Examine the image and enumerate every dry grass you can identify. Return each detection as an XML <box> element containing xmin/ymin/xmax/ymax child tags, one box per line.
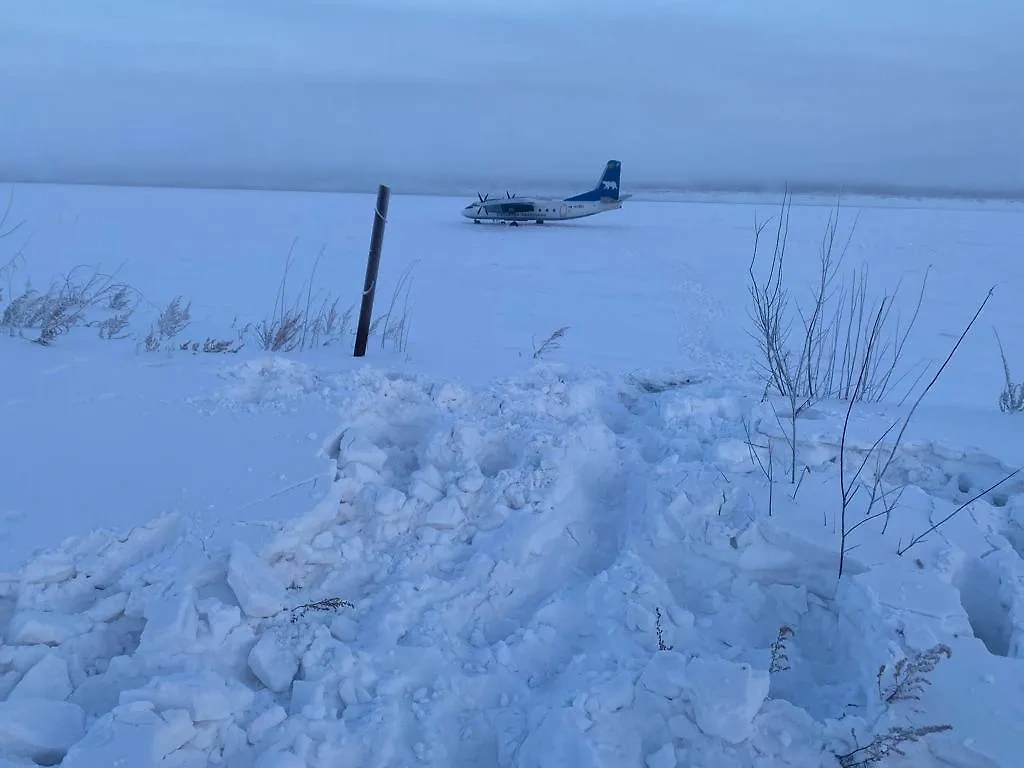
<box><xmin>1</xmin><ymin>208</ymin><xmax>411</xmax><ymax>357</ymax></box>
<box><xmin>993</xmin><ymin>328</ymin><xmax>1024</xmax><ymax>413</ymax></box>
<box><xmin>532</xmin><ymin>326</ymin><xmax>570</xmax><ymax>360</ymax></box>
<box><xmin>1</xmin><ymin>263</ymin><xmax>141</xmax><ymax>346</ymax></box>
<box><xmin>254</xmin><ymin>241</ymin><xmax>412</xmax><ymax>355</ymax></box>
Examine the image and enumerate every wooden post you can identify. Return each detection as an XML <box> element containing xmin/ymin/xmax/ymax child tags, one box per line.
<box><xmin>353</xmin><ymin>184</ymin><xmax>391</xmax><ymax>357</ymax></box>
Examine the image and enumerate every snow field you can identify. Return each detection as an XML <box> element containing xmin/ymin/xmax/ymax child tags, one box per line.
<box><xmin>1</xmin><ymin>185</ymin><xmax>1023</xmax><ymax>765</ymax></box>
<box><xmin>2</xmin><ymin>362</ymin><xmax>1023</xmax><ymax>766</ymax></box>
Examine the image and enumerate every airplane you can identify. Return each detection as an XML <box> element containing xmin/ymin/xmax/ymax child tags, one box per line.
<box><xmin>462</xmin><ymin>160</ymin><xmax>630</xmax><ymax>225</ymax></box>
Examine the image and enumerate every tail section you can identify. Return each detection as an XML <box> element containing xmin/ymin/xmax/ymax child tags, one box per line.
<box><xmin>565</xmin><ymin>160</ymin><xmax>622</xmax><ymax>202</ymax></box>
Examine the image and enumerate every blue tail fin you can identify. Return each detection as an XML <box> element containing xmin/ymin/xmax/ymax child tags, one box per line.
<box><xmin>565</xmin><ymin>160</ymin><xmax>621</xmax><ymax>202</ymax></box>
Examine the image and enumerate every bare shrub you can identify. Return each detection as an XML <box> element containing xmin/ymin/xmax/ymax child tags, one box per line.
<box><xmin>835</xmin><ymin>287</ymin><xmax>1023</xmax><ymax>578</ymax></box>
<box><xmin>748</xmin><ymin>195</ymin><xmax>929</xmax><ymax>483</ymax></box>
<box><xmin>749</xmin><ymin>195</ymin><xmax>928</xmax><ymax>408</ymax></box>
<box><xmin>742</xmin><ymin>415</ymin><xmax>776</xmax><ymax>516</ymax></box>
<box><xmin>993</xmin><ymin>328</ymin><xmax>1024</xmax><ymax>413</ymax></box>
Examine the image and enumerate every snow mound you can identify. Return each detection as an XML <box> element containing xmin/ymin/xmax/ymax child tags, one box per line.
<box><xmin>202</xmin><ymin>357</ymin><xmax>340</xmax><ymax>412</ymax></box>
<box><xmin>2</xmin><ymin>366</ymin><xmax>1023</xmax><ymax>766</ymax></box>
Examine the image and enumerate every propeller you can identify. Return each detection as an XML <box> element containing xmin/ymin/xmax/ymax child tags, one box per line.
<box><xmin>477</xmin><ymin>192</ymin><xmax>490</xmax><ymax>202</ymax></box>
<box><xmin>506</xmin><ymin>190</ymin><xmax>515</xmax><ymax>198</ymax></box>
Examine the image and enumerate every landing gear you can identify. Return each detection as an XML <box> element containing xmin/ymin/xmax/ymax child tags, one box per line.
<box><xmin>473</xmin><ymin>219</ymin><xmax>481</xmax><ymax>224</ymax></box>
<box><xmin>535</xmin><ymin>220</ymin><xmax>544</xmax><ymax>224</ymax></box>
<box><xmin>509</xmin><ymin>220</ymin><xmax>519</xmax><ymax>227</ymax></box>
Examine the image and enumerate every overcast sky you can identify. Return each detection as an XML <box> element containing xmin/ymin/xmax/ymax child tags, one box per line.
<box><xmin>1</xmin><ymin>0</ymin><xmax>1021</xmax><ymax>195</ymax></box>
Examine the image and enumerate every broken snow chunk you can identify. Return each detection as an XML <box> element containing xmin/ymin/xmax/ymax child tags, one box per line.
<box><xmin>6</xmin><ymin>610</ymin><xmax>93</xmax><ymax>645</ymax></box>
<box><xmin>340</xmin><ymin>535</ymin><xmax>365</xmax><ymax>561</ymax></box>
<box><xmin>841</xmin><ymin>566</ymin><xmax>974</xmax><ymax>648</ymax></box>
<box><xmin>197</xmin><ymin>599</ymin><xmax>242</xmax><ymax>645</ymax></box>
<box><xmin>669</xmin><ymin>714</ymin><xmax>702</xmax><ymax>742</ymax></box>
<box><xmin>312</xmin><ymin>531</ymin><xmax>334</xmax><ymax>549</ymax></box>
<box><xmin>586</xmin><ymin>671</ymin><xmax>635</xmax><ymax>715</ymax></box>
<box><xmin>412</xmin><ymin>465</ymin><xmax>446</xmax><ymax>491</ymax></box>
<box><xmin>248</xmin><ymin>705</ymin><xmax>287</xmax><ymax>745</ymax></box>
<box><xmin>120</xmin><ymin>671</ymin><xmax>254</xmax><ymax>723</ymax></box>
<box><xmin>138</xmin><ymin>589</ymin><xmax>199</xmax><ymax>654</ymax></box>
<box><xmin>625</xmin><ymin>602</ymin><xmax>656</xmax><ymax>633</ymax></box>
<box><xmin>8</xmin><ymin>653</ymin><xmax>72</xmax><ymax>702</ymax></box>
<box><xmin>422</xmin><ymin>496</ymin><xmax>464</xmax><ymax>530</ymax></box>
<box><xmin>410</xmin><ymin>465</ymin><xmax>446</xmax><ymax>503</ymax></box>
<box><xmin>342</xmin><ymin>462</ymin><xmax>383</xmax><ymax>485</ymax></box>
<box><xmin>0</xmin><ymin>670</ymin><xmax>18</xmax><ymax>700</ymax></box>
<box><xmin>715</xmin><ymin>438</ymin><xmax>756</xmax><ymax>472</ymax></box>
<box><xmin>227</xmin><ymin>542</ymin><xmax>287</xmax><ymax>619</ymax></box>
<box><xmin>639</xmin><ymin>651</ymin><xmax>690</xmax><ymax>699</ymax></box>
<box><xmin>157</xmin><ymin>709</ymin><xmax>197</xmax><ymax>757</ymax></box>
<box><xmin>255</xmin><ymin>747</ymin><xmax>307</xmax><ymax>768</ymax></box>
<box><xmin>354</xmin><ymin>484</ymin><xmax>406</xmax><ymax>519</ymax></box>
<box><xmin>62</xmin><ymin>702</ymin><xmax>191</xmax><ymax>767</ymax></box>
<box><xmin>684</xmin><ymin>657</ymin><xmax>769</xmax><ymax>744</ymax></box>
<box><xmin>69</xmin><ymin>656</ymin><xmax>147</xmax><ymax>718</ymax></box>
<box><xmin>249</xmin><ymin>632</ymin><xmax>300</xmax><ymax>693</ymax></box>
<box><xmin>457</xmin><ymin>468</ymin><xmax>485</xmax><ymax>494</ymax></box>
<box><xmin>409</xmin><ymin>475</ymin><xmax>444</xmax><ymax>504</ymax></box>
<box><xmin>646</xmin><ymin>743</ymin><xmax>677</xmax><ymax>768</ymax></box>
<box><xmin>0</xmin><ymin>698</ymin><xmax>86</xmax><ymax>764</ymax></box>
<box><xmin>85</xmin><ymin>591</ymin><xmax>129</xmax><ymax>623</ymax></box>
<box><xmin>335</xmin><ymin>479</ymin><xmax>362</xmax><ymax>504</ymax></box>
<box><xmin>434</xmin><ymin>382</ymin><xmax>467</xmax><ymax>408</ymax></box>
<box><xmin>289</xmin><ymin>679</ymin><xmax>327</xmax><ymax>718</ymax></box>
<box><xmin>516</xmin><ymin>707</ymin><xmax>603</xmax><ymax>768</ymax></box>
<box><xmin>340</xmin><ymin>437</ymin><xmax>388</xmax><ymax>473</ymax></box>
<box><xmin>0</xmin><ymin>642</ymin><xmax>46</xmax><ymax>671</ymax></box>
<box><xmin>330</xmin><ymin>615</ymin><xmax>359</xmax><ymax>642</ymax></box>
<box><xmin>374</xmin><ymin>486</ymin><xmax>407</xmax><ymax>517</ymax></box>
<box><xmin>20</xmin><ymin>552</ymin><xmax>77</xmax><ymax>585</ymax></box>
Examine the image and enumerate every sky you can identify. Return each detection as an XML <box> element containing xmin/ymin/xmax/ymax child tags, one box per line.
<box><xmin>1</xmin><ymin>0</ymin><xmax>1022</xmax><ymax>196</ymax></box>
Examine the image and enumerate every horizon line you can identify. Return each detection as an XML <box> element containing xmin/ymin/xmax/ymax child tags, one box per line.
<box><xmin>2</xmin><ymin>171</ymin><xmax>1023</xmax><ymax>205</ymax></box>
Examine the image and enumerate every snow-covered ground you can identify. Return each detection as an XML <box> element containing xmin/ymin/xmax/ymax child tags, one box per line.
<box><xmin>1</xmin><ymin>183</ymin><xmax>1023</xmax><ymax>766</ymax></box>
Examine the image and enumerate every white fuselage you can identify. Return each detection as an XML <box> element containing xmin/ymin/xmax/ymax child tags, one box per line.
<box><xmin>462</xmin><ymin>196</ymin><xmax>624</xmax><ymax>224</ymax></box>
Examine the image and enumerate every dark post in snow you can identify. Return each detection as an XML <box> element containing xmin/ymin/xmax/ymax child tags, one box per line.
<box><xmin>353</xmin><ymin>184</ymin><xmax>391</xmax><ymax>357</ymax></box>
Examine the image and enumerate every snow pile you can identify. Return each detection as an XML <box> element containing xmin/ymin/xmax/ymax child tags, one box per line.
<box><xmin>1</xmin><ymin>365</ymin><xmax>1023</xmax><ymax>766</ymax></box>
<box><xmin>201</xmin><ymin>358</ymin><xmax>339</xmax><ymax>413</ymax></box>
